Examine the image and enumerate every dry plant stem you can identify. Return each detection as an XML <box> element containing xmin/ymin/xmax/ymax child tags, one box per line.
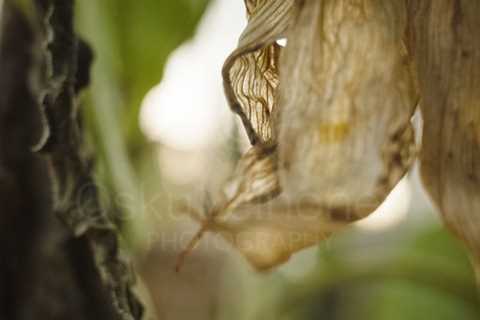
<box><xmin>175</xmin><ymin>195</ymin><xmax>240</xmax><ymax>272</ymax></box>
<box><xmin>175</xmin><ymin>223</ymin><xmax>211</xmax><ymax>273</ymax></box>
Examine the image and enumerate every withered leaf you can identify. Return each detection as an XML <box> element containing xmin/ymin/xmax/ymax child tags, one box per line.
<box><xmin>177</xmin><ymin>0</ymin><xmax>421</xmax><ymax>273</ymax></box>
<box><xmin>182</xmin><ymin>0</ymin><xmax>418</xmax><ymax>271</ymax></box>
<box><xmin>223</xmin><ymin>0</ymin><xmax>294</xmax><ymax>145</ymax></box>
<box><xmin>176</xmin><ymin>0</ymin><xmax>293</xmax><ymax>272</ymax></box>
<box><xmin>407</xmin><ymin>0</ymin><xmax>480</xmax><ymax>280</ymax></box>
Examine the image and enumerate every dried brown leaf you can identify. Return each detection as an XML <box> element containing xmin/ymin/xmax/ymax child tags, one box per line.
<box><xmin>179</xmin><ymin>0</ymin><xmax>418</xmax><ymax>271</ymax></box>
<box><xmin>207</xmin><ymin>0</ymin><xmax>418</xmax><ymax>270</ymax></box>
<box><xmin>223</xmin><ymin>0</ymin><xmax>294</xmax><ymax>145</ymax></box>
<box><xmin>407</xmin><ymin>0</ymin><xmax>480</xmax><ymax>280</ymax></box>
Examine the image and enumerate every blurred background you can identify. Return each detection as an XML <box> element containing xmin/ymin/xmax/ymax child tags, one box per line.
<box><xmin>74</xmin><ymin>0</ymin><xmax>480</xmax><ymax>319</ymax></box>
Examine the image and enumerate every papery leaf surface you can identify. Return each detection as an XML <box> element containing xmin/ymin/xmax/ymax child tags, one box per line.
<box><xmin>223</xmin><ymin>0</ymin><xmax>294</xmax><ymax>145</ymax></box>
<box><xmin>212</xmin><ymin>0</ymin><xmax>418</xmax><ymax>270</ymax></box>
<box><xmin>407</xmin><ymin>0</ymin><xmax>480</xmax><ymax>280</ymax></box>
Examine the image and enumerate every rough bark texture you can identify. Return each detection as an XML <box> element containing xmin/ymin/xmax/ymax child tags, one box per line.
<box><xmin>0</xmin><ymin>1</ymin><xmax>143</xmax><ymax>319</ymax></box>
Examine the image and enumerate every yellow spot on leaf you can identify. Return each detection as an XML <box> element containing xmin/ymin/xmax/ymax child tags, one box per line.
<box><xmin>316</xmin><ymin>122</ymin><xmax>350</xmax><ymax>144</ymax></box>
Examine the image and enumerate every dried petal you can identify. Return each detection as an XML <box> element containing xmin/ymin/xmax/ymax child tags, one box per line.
<box><xmin>407</xmin><ymin>0</ymin><xmax>480</xmax><ymax>279</ymax></box>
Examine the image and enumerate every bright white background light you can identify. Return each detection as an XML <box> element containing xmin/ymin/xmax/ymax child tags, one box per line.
<box><xmin>356</xmin><ymin>177</ymin><xmax>411</xmax><ymax>231</ymax></box>
<box><xmin>140</xmin><ymin>0</ymin><xmax>246</xmax><ymax>151</ymax></box>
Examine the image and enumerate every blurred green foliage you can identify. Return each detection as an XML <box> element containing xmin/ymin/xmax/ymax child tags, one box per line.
<box><xmin>262</xmin><ymin>227</ymin><xmax>480</xmax><ymax>320</ymax></box>
<box><xmin>76</xmin><ymin>0</ymin><xmax>209</xmax><ymax>151</ymax></box>
<box><xmin>74</xmin><ymin>0</ymin><xmax>210</xmax><ymax>247</ymax></box>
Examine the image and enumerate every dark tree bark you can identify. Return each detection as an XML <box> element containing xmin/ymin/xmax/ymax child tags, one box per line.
<box><xmin>0</xmin><ymin>1</ymin><xmax>143</xmax><ymax>319</ymax></box>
